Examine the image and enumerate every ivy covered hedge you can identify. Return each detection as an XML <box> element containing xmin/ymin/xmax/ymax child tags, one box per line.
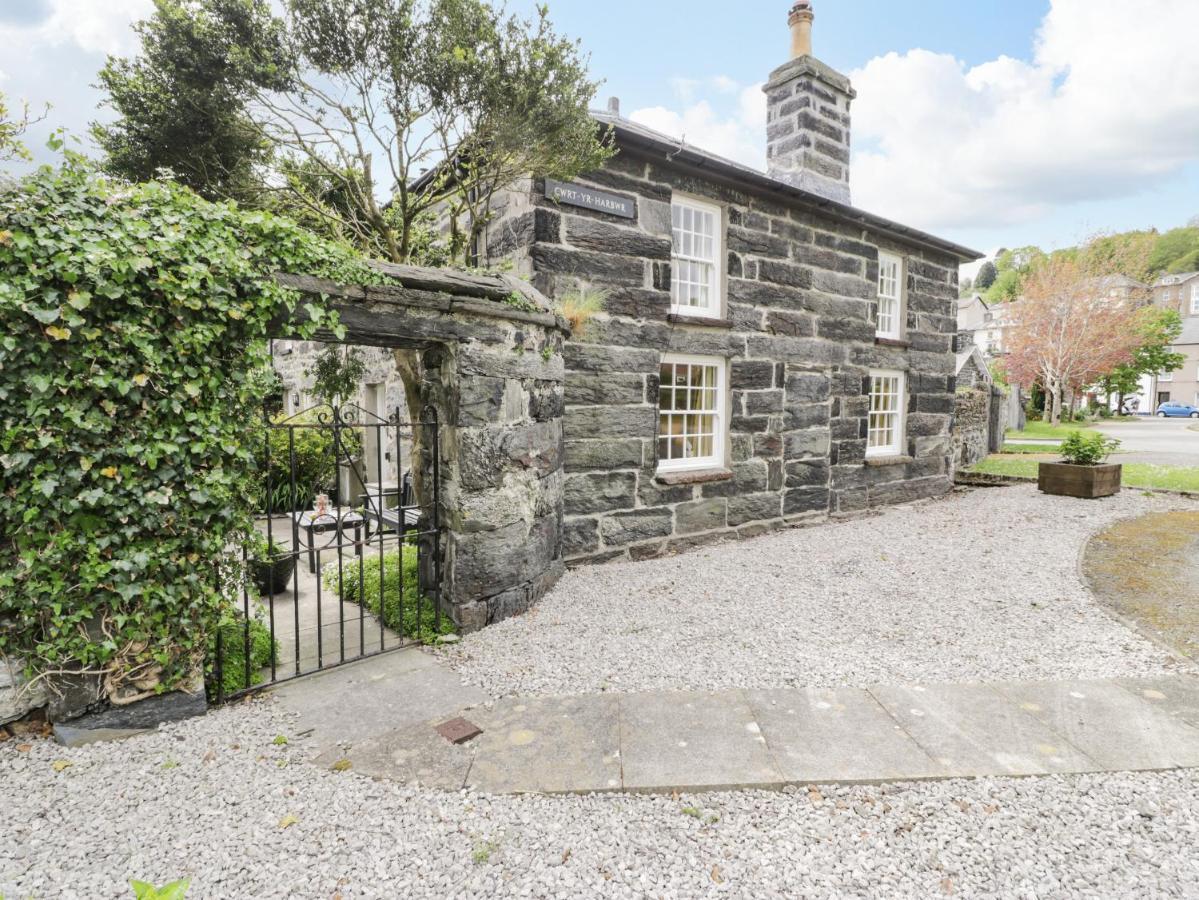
<box><xmin>0</xmin><ymin>158</ymin><xmax>381</xmax><ymax>700</ymax></box>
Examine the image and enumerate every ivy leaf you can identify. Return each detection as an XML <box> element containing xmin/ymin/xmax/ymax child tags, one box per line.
<box><xmin>67</xmin><ymin>290</ymin><xmax>92</xmax><ymax>310</ymax></box>
<box><xmin>45</xmin><ymin>326</ymin><xmax>72</xmax><ymax>341</ymax></box>
<box><xmin>133</xmin><ymin>374</ymin><xmax>150</xmax><ymax>387</ymax></box>
<box><xmin>29</xmin><ymin>306</ymin><xmax>61</xmax><ymax>324</ymax></box>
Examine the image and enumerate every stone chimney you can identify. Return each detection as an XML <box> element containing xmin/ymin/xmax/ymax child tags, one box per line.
<box><xmin>764</xmin><ymin>1</ymin><xmax>856</xmax><ymax>205</ymax></box>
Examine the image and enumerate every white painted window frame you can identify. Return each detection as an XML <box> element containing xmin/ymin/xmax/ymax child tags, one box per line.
<box><xmin>670</xmin><ymin>196</ymin><xmax>723</xmax><ymax>319</ymax></box>
<box><xmin>866</xmin><ymin>369</ymin><xmax>907</xmax><ymax>459</ymax></box>
<box><xmin>1158</xmin><ymin>369</ymin><xmax>1174</xmax><ymax>382</ymax></box>
<box><xmin>1191</xmin><ymin>284</ymin><xmax>1199</xmax><ymax>315</ymax></box>
<box><xmin>876</xmin><ymin>252</ymin><xmax>904</xmax><ymax>340</ymax></box>
<box><xmin>657</xmin><ymin>353</ymin><xmax>727</xmax><ymax>473</ymax></box>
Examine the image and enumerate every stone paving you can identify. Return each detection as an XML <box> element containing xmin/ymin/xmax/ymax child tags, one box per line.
<box><xmin>275</xmin><ymin>651</ymin><xmax>1199</xmax><ymax>795</ymax></box>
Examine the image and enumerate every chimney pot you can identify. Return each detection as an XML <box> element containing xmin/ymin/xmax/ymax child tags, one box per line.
<box><xmin>789</xmin><ymin>1</ymin><xmax>814</xmax><ymax>58</ymax></box>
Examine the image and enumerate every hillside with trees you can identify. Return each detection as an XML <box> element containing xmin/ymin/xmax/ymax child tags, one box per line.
<box><xmin>968</xmin><ymin>220</ymin><xmax>1199</xmax><ymax>302</ymax></box>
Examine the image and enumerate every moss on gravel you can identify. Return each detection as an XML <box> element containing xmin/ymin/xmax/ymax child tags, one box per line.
<box><xmin>1083</xmin><ymin>511</ymin><xmax>1199</xmax><ymax>661</ymax></box>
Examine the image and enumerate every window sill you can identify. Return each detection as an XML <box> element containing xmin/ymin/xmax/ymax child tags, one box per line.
<box><xmin>667</xmin><ymin>313</ymin><xmax>733</xmax><ymax>329</ymax></box>
<box><xmin>875</xmin><ymin>337</ymin><xmax>910</xmax><ymax>348</ymax></box>
<box><xmin>654</xmin><ymin>467</ymin><xmax>733</xmax><ymax>486</ymax></box>
<box><xmin>864</xmin><ymin>455</ymin><xmax>913</xmax><ymax>468</ymax></box>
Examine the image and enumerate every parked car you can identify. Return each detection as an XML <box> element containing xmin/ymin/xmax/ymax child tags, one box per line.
<box><xmin>1155</xmin><ymin>402</ymin><xmax>1199</xmax><ymax>418</ymax></box>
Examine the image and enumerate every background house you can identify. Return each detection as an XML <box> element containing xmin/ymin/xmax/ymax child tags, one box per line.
<box><xmin>1147</xmin><ymin>271</ymin><xmax>1199</xmax><ymax>409</ymax></box>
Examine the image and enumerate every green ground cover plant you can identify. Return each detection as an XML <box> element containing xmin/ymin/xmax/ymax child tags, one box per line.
<box><xmin>321</xmin><ymin>545</ymin><xmax>454</xmax><ymax>645</ymax></box>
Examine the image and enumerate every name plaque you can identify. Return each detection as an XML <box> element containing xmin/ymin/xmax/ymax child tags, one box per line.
<box><xmin>544</xmin><ymin>178</ymin><xmax>635</xmax><ymax>219</ymax></box>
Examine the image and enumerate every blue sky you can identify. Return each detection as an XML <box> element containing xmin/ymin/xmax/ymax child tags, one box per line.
<box><xmin>3</xmin><ymin>0</ymin><xmax>1198</xmax><ymax>268</ymax></box>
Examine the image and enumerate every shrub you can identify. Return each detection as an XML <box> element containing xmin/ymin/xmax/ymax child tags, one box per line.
<box><xmin>206</xmin><ymin>615</ymin><xmax>276</xmax><ymax>698</ymax></box>
<box><xmin>0</xmin><ymin>157</ymin><xmax>386</xmax><ymax>699</ymax></box>
<box><xmin>1060</xmin><ymin>431</ymin><xmax>1121</xmax><ymax>466</ymax></box>
<box><xmin>255</xmin><ymin>408</ymin><xmax>361</xmax><ymax>513</ymax></box>
<box><xmin>321</xmin><ymin>546</ymin><xmax>454</xmax><ymax>644</ymax></box>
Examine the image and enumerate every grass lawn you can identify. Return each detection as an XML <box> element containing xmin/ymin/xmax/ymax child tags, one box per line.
<box><xmin>1005</xmin><ymin>420</ymin><xmax>1099</xmax><ymax>440</ymax></box>
<box><xmin>967</xmin><ymin>454</ymin><xmax>1199</xmax><ymax>492</ymax></box>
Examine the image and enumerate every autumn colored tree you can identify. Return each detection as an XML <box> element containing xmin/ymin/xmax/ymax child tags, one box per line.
<box><xmin>1004</xmin><ymin>237</ymin><xmax>1154</xmax><ymax>426</ymax></box>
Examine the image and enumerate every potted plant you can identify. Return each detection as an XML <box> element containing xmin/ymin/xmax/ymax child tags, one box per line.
<box><xmin>1038</xmin><ymin>431</ymin><xmax>1123</xmax><ymax>499</ymax></box>
<box><xmin>246</xmin><ymin>532</ymin><xmax>297</xmax><ymax>596</ymax></box>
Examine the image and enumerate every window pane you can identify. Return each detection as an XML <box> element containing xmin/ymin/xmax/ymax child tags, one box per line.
<box><xmin>657</xmin><ymin>356</ymin><xmax>723</xmax><ymax>469</ymax></box>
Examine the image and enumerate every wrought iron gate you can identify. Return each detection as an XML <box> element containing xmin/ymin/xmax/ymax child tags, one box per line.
<box><xmin>208</xmin><ymin>402</ymin><xmax>443</xmax><ymax>703</ymax></box>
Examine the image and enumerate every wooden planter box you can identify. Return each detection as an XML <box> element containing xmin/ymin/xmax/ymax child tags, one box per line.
<box><xmin>1037</xmin><ymin>462</ymin><xmax>1122</xmax><ymax>499</ymax></box>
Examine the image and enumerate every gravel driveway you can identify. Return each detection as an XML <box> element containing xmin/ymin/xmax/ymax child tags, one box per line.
<box><xmin>4</xmin><ymin>699</ymin><xmax>1198</xmax><ymax>899</ymax></box>
<box><xmin>441</xmin><ymin>485</ymin><xmax>1199</xmax><ymax>698</ymax></box>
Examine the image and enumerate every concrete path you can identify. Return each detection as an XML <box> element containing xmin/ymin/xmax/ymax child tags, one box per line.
<box><xmin>1095</xmin><ymin>418</ymin><xmax>1199</xmax><ymax>467</ymax></box>
<box><xmin>274</xmin><ymin>654</ymin><xmax>1199</xmax><ymax>794</ymax></box>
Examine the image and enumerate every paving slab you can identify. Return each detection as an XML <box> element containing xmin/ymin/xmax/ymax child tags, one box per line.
<box><xmin>869</xmin><ymin>682</ymin><xmax>1099</xmax><ymax>776</ymax></box>
<box><xmin>271</xmin><ymin>648</ymin><xmax>490</xmax><ymax>751</ymax></box>
<box><xmin>313</xmin><ymin>721</ymin><xmax>472</xmax><ymax>790</ymax></box>
<box><xmin>995</xmin><ymin>679</ymin><xmax>1199</xmax><ymax>771</ymax></box>
<box><xmin>1115</xmin><ymin>676</ymin><xmax>1199</xmax><ymax>730</ymax></box>
<box><xmin>465</xmin><ymin>695</ymin><xmax>622</xmax><ymax>794</ymax></box>
<box><xmin>746</xmin><ymin>687</ymin><xmax>949</xmax><ymax>782</ymax></box>
<box><xmin>619</xmin><ymin>690</ymin><xmax>782</xmax><ymax>791</ymax></box>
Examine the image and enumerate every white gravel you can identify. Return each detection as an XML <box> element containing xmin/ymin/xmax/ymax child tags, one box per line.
<box><xmin>440</xmin><ymin>485</ymin><xmax>1199</xmax><ymax>698</ymax></box>
<box><xmin>3</xmin><ymin>698</ymin><xmax>1199</xmax><ymax>899</ymax></box>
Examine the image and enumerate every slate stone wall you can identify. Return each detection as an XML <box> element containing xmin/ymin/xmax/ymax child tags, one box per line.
<box><xmin>763</xmin><ymin>56</ymin><xmax>856</xmax><ymax>205</ymax></box>
<box><xmin>278</xmin><ymin>271</ymin><xmax>570</xmax><ymax>631</ymax></box>
<box><xmin>480</xmin><ymin>149</ymin><xmax>961</xmax><ymax>565</ymax></box>
<box><xmin>951</xmin><ymin>388</ymin><xmax>992</xmax><ymax>470</ymax></box>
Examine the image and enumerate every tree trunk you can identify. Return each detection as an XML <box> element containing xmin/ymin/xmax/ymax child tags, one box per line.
<box><xmin>391</xmin><ymin>349</ymin><xmax>426</xmax><ymax>506</ymax></box>
<box><xmin>1051</xmin><ymin>386</ymin><xmax>1063</xmax><ymax>427</ymax></box>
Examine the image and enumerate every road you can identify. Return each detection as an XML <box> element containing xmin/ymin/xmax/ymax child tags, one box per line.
<box><xmin>1093</xmin><ymin>418</ymin><xmax>1199</xmax><ymax>467</ymax></box>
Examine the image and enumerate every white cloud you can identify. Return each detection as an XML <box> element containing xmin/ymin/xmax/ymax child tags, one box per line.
<box><xmin>627</xmin><ymin>0</ymin><xmax>1199</xmax><ymax>234</ymax></box>
<box><xmin>631</xmin><ymin>81</ymin><xmax>766</xmax><ymax>168</ymax></box>
<box><xmin>0</xmin><ymin>0</ymin><xmax>150</xmax><ymax>56</ymax></box>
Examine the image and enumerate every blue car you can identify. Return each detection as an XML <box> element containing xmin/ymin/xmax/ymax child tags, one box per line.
<box><xmin>1156</xmin><ymin>402</ymin><xmax>1199</xmax><ymax>418</ymax></box>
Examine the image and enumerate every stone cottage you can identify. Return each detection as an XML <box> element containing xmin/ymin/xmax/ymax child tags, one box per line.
<box><xmin>463</xmin><ymin>2</ymin><xmax>983</xmax><ymax>564</ymax></box>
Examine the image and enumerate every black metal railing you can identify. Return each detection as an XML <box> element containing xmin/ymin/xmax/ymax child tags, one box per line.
<box><xmin>208</xmin><ymin>401</ymin><xmax>442</xmax><ymax>704</ymax></box>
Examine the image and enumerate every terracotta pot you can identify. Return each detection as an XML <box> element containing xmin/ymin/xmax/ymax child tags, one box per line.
<box><xmin>1037</xmin><ymin>462</ymin><xmax>1122</xmax><ymax>499</ymax></box>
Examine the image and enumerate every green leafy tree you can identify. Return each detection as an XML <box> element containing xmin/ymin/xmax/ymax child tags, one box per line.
<box><xmin>985</xmin><ymin>268</ymin><xmax>1023</xmax><ymax>303</ymax></box>
<box><xmin>102</xmin><ymin>0</ymin><xmax>612</xmax><ymax>264</ymax></box>
<box><xmin>1166</xmin><ymin>248</ymin><xmax>1199</xmax><ymax>274</ymax></box>
<box><xmin>308</xmin><ymin>345</ymin><xmax>367</xmax><ymax>407</ymax></box>
<box><xmin>974</xmin><ymin>260</ymin><xmax>997</xmax><ymax>291</ymax></box>
<box><xmin>258</xmin><ymin>0</ymin><xmax>613</xmax><ymax>263</ymax></box>
<box><xmin>1147</xmin><ymin>226</ymin><xmax>1199</xmax><ymax>275</ymax></box>
<box><xmin>93</xmin><ymin>0</ymin><xmax>291</xmax><ymax>202</ymax></box>
<box><xmin>1100</xmin><ymin>308</ymin><xmax>1186</xmax><ymax>413</ymax></box>
<box><xmin>0</xmin><ymin>89</ymin><xmax>45</xmax><ymax>165</ymax></box>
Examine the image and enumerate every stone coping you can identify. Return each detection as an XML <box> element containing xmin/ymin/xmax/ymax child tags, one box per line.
<box><xmin>276</xmin><ymin>269</ymin><xmax>571</xmax><ymax>335</ymax></box>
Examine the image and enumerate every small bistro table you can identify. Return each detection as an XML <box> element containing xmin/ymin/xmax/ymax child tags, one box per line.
<box><xmin>290</xmin><ymin>509</ymin><xmax>365</xmax><ymax>574</ymax></box>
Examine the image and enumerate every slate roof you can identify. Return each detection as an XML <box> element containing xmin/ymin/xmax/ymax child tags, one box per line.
<box><xmin>590</xmin><ymin>111</ymin><xmax>983</xmax><ymax>263</ymax></box>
